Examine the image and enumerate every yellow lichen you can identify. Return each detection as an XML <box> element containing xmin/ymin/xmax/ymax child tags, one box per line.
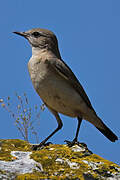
<box><xmin>0</xmin><ymin>139</ymin><xmax>31</xmax><ymax>161</ymax></box>
<box><xmin>0</xmin><ymin>140</ymin><xmax>119</xmax><ymax>179</ymax></box>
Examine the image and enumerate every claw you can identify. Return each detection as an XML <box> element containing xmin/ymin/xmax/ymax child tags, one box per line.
<box><xmin>31</xmin><ymin>142</ymin><xmax>52</xmax><ymax>150</ymax></box>
<box><xmin>31</xmin><ymin>144</ymin><xmax>40</xmax><ymax>151</ymax></box>
<box><xmin>64</xmin><ymin>139</ymin><xmax>79</xmax><ymax>147</ymax></box>
<box><xmin>65</xmin><ymin>140</ymin><xmax>88</xmax><ymax>149</ymax></box>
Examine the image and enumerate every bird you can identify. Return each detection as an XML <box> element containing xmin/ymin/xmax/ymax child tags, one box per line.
<box><xmin>13</xmin><ymin>28</ymin><xmax>118</xmax><ymax>150</ymax></box>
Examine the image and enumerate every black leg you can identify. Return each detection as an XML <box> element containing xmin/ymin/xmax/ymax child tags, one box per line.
<box><xmin>32</xmin><ymin>109</ymin><xmax>63</xmax><ymax>150</ymax></box>
<box><xmin>65</xmin><ymin>116</ymin><xmax>82</xmax><ymax>146</ymax></box>
<box><xmin>73</xmin><ymin>116</ymin><xmax>82</xmax><ymax>141</ymax></box>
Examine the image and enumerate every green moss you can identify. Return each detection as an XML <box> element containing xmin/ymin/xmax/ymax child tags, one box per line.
<box><xmin>0</xmin><ymin>139</ymin><xmax>31</xmax><ymax>161</ymax></box>
<box><xmin>0</xmin><ymin>140</ymin><xmax>119</xmax><ymax>179</ymax></box>
<box><xmin>29</xmin><ymin>144</ymin><xmax>120</xmax><ymax>179</ymax></box>
<box><xmin>80</xmin><ymin>154</ymin><xmax>120</xmax><ymax>179</ymax></box>
<box><xmin>29</xmin><ymin>144</ymin><xmax>87</xmax><ymax>179</ymax></box>
<box><xmin>16</xmin><ymin>173</ymin><xmax>47</xmax><ymax>180</ymax></box>
<box><xmin>16</xmin><ymin>172</ymin><xmax>85</xmax><ymax>180</ymax></box>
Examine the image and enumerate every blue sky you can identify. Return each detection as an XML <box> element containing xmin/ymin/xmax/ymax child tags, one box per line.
<box><xmin>0</xmin><ymin>0</ymin><xmax>120</xmax><ymax>165</ymax></box>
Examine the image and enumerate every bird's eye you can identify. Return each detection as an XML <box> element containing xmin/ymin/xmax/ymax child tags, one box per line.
<box><xmin>32</xmin><ymin>32</ymin><xmax>41</xmax><ymax>38</ymax></box>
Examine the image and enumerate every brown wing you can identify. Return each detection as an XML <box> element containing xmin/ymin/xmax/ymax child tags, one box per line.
<box><xmin>46</xmin><ymin>58</ymin><xmax>95</xmax><ymax>112</ymax></box>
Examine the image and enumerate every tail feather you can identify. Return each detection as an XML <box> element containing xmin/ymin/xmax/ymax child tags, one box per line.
<box><xmin>96</xmin><ymin>122</ymin><xmax>118</xmax><ymax>142</ymax></box>
<box><xmin>87</xmin><ymin>111</ymin><xmax>118</xmax><ymax>142</ymax></box>
<box><xmin>95</xmin><ymin>117</ymin><xmax>118</xmax><ymax>142</ymax></box>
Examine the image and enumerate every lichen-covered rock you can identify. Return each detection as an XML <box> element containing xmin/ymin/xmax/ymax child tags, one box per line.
<box><xmin>0</xmin><ymin>139</ymin><xmax>119</xmax><ymax>180</ymax></box>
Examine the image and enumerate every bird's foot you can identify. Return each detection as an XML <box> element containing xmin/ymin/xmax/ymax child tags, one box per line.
<box><xmin>65</xmin><ymin>139</ymin><xmax>87</xmax><ymax>148</ymax></box>
<box><xmin>31</xmin><ymin>142</ymin><xmax>52</xmax><ymax>151</ymax></box>
<box><xmin>64</xmin><ymin>139</ymin><xmax>79</xmax><ymax>147</ymax></box>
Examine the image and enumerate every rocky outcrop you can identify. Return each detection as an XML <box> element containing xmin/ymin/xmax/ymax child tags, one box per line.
<box><xmin>0</xmin><ymin>139</ymin><xmax>119</xmax><ymax>179</ymax></box>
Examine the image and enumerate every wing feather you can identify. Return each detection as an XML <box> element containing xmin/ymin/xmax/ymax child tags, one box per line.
<box><xmin>46</xmin><ymin>58</ymin><xmax>95</xmax><ymax>111</ymax></box>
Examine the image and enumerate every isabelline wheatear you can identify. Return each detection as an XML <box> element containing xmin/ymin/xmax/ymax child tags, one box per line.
<box><xmin>14</xmin><ymin>28</ymin><xmax>118</xmax><ymax>150</ymax></box>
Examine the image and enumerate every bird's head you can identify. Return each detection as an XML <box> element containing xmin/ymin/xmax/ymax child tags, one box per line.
<box><xmin>13</xmin><ymin>28</ymin><xmax>61</xmax><ymax>57</ymax></box>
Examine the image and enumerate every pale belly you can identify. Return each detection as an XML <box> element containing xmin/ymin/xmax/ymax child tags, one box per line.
<box><xmin>28</xmin><ymin>58</ymin><xmax>88</xmax><ymax>117</ymax></box>
<box><xmin>34</xmin><ymin>73</ymin><xmax>86</xmax><ymax>117</ymax></box>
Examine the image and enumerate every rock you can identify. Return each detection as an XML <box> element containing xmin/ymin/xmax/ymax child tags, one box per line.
<box><xmin>0</xmin><ymin>151</ymin><xmax>43</xmax><ymax>175</ymax></box>
<box><xmin>0</xmin><ymin>139</ymin><xmax>119</xmax><ymax>179</ymax></box>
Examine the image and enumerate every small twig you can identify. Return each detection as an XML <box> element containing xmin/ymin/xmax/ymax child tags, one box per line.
<box><xmin>0</xmin><ymin>93</ymin><xmax>44</xmax><ymax>143</ymax></box>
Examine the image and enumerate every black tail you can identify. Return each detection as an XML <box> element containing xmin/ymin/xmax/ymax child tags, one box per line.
<box><xmin>96</xmin><ymin>121</ymin><xmax>118</xmax><ymax>142</ymax></box>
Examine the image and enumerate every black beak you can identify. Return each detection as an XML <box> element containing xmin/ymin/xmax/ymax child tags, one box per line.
<box><xmin>13</xmin><ymin>31</ymin><xmax>28</xmax><ymax>38</ymax></box>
